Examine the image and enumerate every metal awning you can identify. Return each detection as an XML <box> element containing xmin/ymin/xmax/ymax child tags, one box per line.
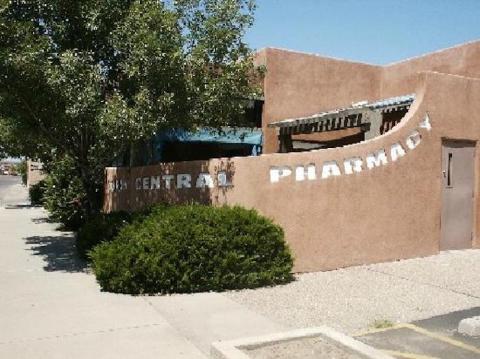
<box><xmin>267</xmin><ymin>94</ymin><xmax>415</xmax><ymax>135</ymax></box>
<box><xmin>366</xmin><ymin>94</ymin><xmax>415</xmax><ymax>112</ymax></box>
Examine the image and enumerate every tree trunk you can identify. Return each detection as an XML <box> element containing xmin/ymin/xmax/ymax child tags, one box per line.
<box><xmin>77</xmin><ymin>158</ymin><xmax>102</xmax><ymax>218</ymax></box>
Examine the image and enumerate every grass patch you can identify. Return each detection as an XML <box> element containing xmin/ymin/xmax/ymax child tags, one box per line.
<box><xmin>370</xmin><ymin>319</ymin><xmax>395</xmax><ymax>329</ymax></box>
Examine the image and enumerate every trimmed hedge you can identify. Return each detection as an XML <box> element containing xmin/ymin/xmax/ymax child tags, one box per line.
<box><xmin>91</xmin><ymin>205</ymin><xmax>294</xmax><ymax>294</ymax></box>
<box><xmin>76</xmin><ymin>211</ymin><xmax>133</xmax><ymax>259</ymax></box>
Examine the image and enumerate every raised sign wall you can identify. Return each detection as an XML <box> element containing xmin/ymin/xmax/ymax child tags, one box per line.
<box><xmin>105</xmin><ymin>71</ymin><xmax>480</xmax><ymax>272</ymax></box>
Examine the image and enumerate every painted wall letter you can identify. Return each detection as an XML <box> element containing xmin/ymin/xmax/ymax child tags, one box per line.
<box><xmin>177</xmin><ymin>174</ymin><xmax>192</xmax><ymax>189</ymax></box>
<box><xmin>196</xmin><ymin>173</ymin><xmax>214</xmax><ymax>188</ymax></box>
<box><xmin>343</xmin><ymin>157</ymin><xmax>363</xmax><ymax>175</ymax></box>
<box><xmin>321</xmin><ymin>161</ymin><xmax>341</xmax><ymax>179</ymax></box>
<box><xmin>295</xmin><ymin>164</ymin><xmax>316</xmax><ymax>181</ymax></box>
<box><xmin>142</xmin><ymin>177</ymin><xmax>150</xmax><ymax>190</ymax></box>
<box><xmin>113</xmin><ymin>180</ymin><xmax>121</xmax><ymax>191</ymax></box>
<box><xmin>135</xmin><ymin>178</ymin><xmax>142</xmax><ymax>190</ymax></box>
<box><xmin>150</xmin><ymin>176</ymin><xmax>161</xmax><ymax>189</ymax></box>
<box><xmin>217</xmin><ymin>171</ymin><xmax>232</xmax><ymax>187</ymax></box>
<box><xmin>419</xmin><ymin>114</ymin><xmax>432</xmax><ymax>131</ymax></box>
<box><xmin>115</xmin><ymin>179</ymin><xmax>127</xmax><ymax>191</ymax></box>
<box><xmin>406</xmin><ymin>130</ymin><xmax>421</xmax><ymax>150</ymax></box>
<box><xmin>270</xmin><ymin>166</ymin><xmax>292</xmax><ymax>183</ymax></box>
<box><xmin>390</xmin><ymin>143</ymin><xmax>406</xmax><ymax>162</ymax></box>
<box><xmin>162</xmin><ymin>175</ymin><xmax>174</xmax><ymax>189</ymax></box>
<box><xmin>366</xmin><ymin>149</ymin><xmax>388</xmax><ymax>169</ymax></box>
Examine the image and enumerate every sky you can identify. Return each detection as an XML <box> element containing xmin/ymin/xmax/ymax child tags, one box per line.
<box><xmin>245</xmin><ymin>0</ymin><xmax>480</xmax><ymax>65</ymax></box>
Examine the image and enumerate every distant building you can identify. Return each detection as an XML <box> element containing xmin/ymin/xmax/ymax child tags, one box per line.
<box><xmin>0</xmin><ymin>158</ymin><xmax>20</xmax><ymax>175</ymax></box>
<box><xmin>26</xmin><ymin>160</ymin><xmax>45</xmax><ymax>187</ymax></box>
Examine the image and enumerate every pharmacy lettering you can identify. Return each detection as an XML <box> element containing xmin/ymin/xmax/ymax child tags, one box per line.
<box><xmin>107</xmin><ymin>171</ymin><xmax>232</xmax><ymax>192</ymax></box>
<box><xmin>270</xmin><ymin>116</ymin><xmax>432</xmax><ymax>183</ymax></box>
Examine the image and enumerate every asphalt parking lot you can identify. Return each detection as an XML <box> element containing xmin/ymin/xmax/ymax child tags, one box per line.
<box><xmin>356</xmin><ymin>308</ymin><xmax>480</xmax><ymax>358</ymax></box>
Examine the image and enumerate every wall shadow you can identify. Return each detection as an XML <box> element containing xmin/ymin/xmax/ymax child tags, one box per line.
<box><xmin>24</xmin><ymin>235</ymin><xmax>87</xmax><ymax>273</ymax></box>
<box><xmin>4</xmin><ymin>204</ymin><xmax>33</xmax><ymax>209</ymax></box>
<box><xmin>211</xmin><ymin>158</ymin><xmax>236</xmax><ymax>205</ymax></box>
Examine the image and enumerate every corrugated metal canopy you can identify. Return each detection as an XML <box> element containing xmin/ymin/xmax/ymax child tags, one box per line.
<box><xmin>366</xmin><ymin>94</ymin><xmax>415</xmax><ymax>110</ymax></box>
<box><xmin>268</xmin><ymin>94</ymin><xmax>415</xmax><ymax>131</ymax></box>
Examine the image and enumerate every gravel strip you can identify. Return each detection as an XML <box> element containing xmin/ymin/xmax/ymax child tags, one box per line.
<box><xmin>224</xmin><ymin>250</ymin><xmax>480</xmax><ymax>334</ymax></box>
<box><xmin>366</xmin><ymin>250</ymin><xmax>480</xmax><ymax>298</ymax></box>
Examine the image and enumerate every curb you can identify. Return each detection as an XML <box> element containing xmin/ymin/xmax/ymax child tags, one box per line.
<box><xmin>210</xmin><ymin>326</ymin><xmax>395</xmax><ymax>359</ymax></box>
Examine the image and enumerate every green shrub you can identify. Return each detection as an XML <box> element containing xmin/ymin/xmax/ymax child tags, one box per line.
<box><xmin>15</xmin><ymin>160</ymin><xmax>27</xmax><ymax>185</ymax></box>
<box><xmin>76</xmin><ymin>211</ymin><xmax>133</xmax><ymax>259</ymax></box>
<box><xmin>29</xmin><ymin>180</ymin><xmax>46</xmax><ymax>205</ymax></box>
<box><xmin>76</xmin><ymin>207</ymin><xmax>154</xmax><ymax>259</ymax></box>
<box><xmin>42</xmin><ymin>156</ymin><xmax>87</xmax><ymax>230</ymax></box>
<box><xmin>91</xmin><ymin>205</ymin><xmax>294</xmax><ymax>294</ymax></box>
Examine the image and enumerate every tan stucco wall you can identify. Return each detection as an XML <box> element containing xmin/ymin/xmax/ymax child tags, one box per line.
<box><xmin>258</xmin><ymin>48</ymin><xmax>382</xmax><ymax>153</ymax></box>
<box><xmin>260</xmin><ymin>41</ymin><xmax>480</xmax><ymax>153</ymax></box>
<box><xmin>27</xmin><ymin>160</ymin><xmax>45</xmax><ymax>188</ymax></box>
<box><xmin>381</xmin><ymin>41</ymin><xmax>480</xmax><ymax>98</ymax></box>
<box><xmin>104</xmin><ymin>72</ymin><xmax>480</xmax><ymax>272</ymax></box>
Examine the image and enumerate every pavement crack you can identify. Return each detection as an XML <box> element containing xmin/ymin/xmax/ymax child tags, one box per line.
<box><xmin>0</xmin><ymin>323</ymin><xmax>164</xmax><ymax>345</ymax></box>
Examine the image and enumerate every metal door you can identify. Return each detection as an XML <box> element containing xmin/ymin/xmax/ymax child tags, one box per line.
<box><xmin>440</xmin><ymin>140</ymin><xmax>475</xmax><ymax>250</ymax></box>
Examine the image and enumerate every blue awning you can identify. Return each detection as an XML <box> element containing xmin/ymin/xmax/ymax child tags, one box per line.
<box><xmin>154</xmin><ymin>127</ymin><xmax>263</xmax><ymax>146</ymax></box>
<box><xmin>148</xmin><ymin>127</ymin><xmax>263</xmax><ymax>162</ymax></box>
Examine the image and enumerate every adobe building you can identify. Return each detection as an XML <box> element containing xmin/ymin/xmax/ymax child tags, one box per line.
<box><xmin>104</xmin><ymin>40</ymin><xmax>480</xmax><ymax>272</ymax></box>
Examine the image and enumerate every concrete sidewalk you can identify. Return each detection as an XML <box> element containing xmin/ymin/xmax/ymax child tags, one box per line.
<box><xmin>0</xmin><ymin>192</ymin><xmax>282</xmax><ymax>358</ymax></box>
<box><xmin>4</xmin><ymin>180</ymin><xmax>480</xmax><ymax>358</ymax></box>
<box><xmin>0</xmin><ymin>206</ymin><xmax>206</xmax><ymax>358</ymax></box>
<box><xmin>0</xmin><ymin>175</ymin><xmax>29</xmax><ymax>208</ymax></box>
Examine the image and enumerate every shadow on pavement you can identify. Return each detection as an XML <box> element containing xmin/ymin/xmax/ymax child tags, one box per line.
<box><xmin>4</xmin><ymin>204</ymin><xmax>34</xmax><ymax>209</ymax></box>
<box><xmin>25</xmin><ymin>235</ymin><xmax>88</xmax><ymax>273</ymax></box>
<box><xmin>31</xmin><ymin>216</ymin><xmax>52</xmax><ymax>224</ymax></box>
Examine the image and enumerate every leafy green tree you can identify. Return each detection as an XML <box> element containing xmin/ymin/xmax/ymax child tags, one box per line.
<box><xmin>0</xmin><ymin>0</ymin><xmax>260</xmax><ymax>214</ymax></box>
<box><xmin>42</xmin><ymin>156</ymin><xmax>87</xmax><ymax>230</ymax></box>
